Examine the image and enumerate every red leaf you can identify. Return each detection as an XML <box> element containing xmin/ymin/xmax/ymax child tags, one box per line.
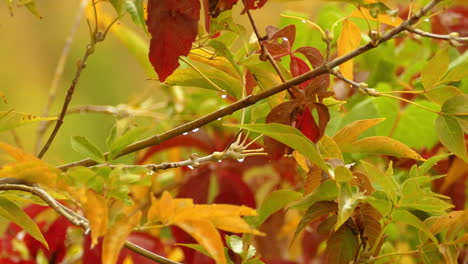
<box><xmin>290</xmin><ymin>55</ymin><xmax>311</xmax><ymax>89</ymax></box>
<box><xmin>147</xmin><ymin>0</ymin><xmax>201</xmax><ymax>81</ymax></box>
<box><xmin>295</xmin><ymin>106</ymin><xmax>320</xmax><ymax>143</ymax></box>
<box><xmin>245</xmin><ymin>70</ymin><xmax>257</xmax><ymax>95</ymax></box>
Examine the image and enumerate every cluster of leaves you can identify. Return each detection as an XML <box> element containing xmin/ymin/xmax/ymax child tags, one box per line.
<box><xmin>0</xmin><ymin>0</ymin><xmax>467</xmax><ymax>264</ymax></box>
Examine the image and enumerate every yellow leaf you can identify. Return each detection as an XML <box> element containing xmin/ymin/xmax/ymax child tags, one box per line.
<box><xmin>304</xmin><ymin>165</ymin><xmax>322</xmax><ymax>195</ymax></box>
<box><xmin>147</xmin><ymin>191</ymin><xmax>262</xmax><ymax>264</ymax></box>
<box><xmin>0</xmin><ymin>142</ymin><xmax>59</xmax><ymax>187</ymax></box>
<box><xmin>317</xmin><ymin>135</ymin><xmax>344</xmax><ymax>160</ymax></box>
<box><xmin>208</xmin><ymin>216</ymin><xmax>264</xmax><ymax>235</ymax></box>
<box><xmin>123</xmin><ymin>255</ymin><xmax>134</xmax><ymax>264</ymax></box>
<box><xmin>350</xmin><ymin>8</ymin><xmax>403</xmax><ymax>27</ymax></box>
<box><xmin>176</xmin><ymin>219</ymin><xmax>226</xmax><ymax>264</ymax></box>
<box><xmin>441</xmin><ymin>157</ymin><xmax>468</xmax><ymax>192</ymax></box>
<box><xmin>102</xmin><ymin>211</ymin><xmax>142</xmax><ymax>264</ymax></box>
<box><xmin>293</xmin><ymin>151</ymin><xmax>309</xmax><ymax>172</ymax></box>
<box><xmin>83</xmin><ymin>190</ymin><xmax>108</xmax><ymax>247</ymax></box>
<box><xmin>333</xmin><ymin>118</ymin><xmax>385</xmax><ymax>150</ymax></box>
<box><xmin>337</xmin><ymin>19</ymin><xmax>361</xmax><ymax>80</ymax></box>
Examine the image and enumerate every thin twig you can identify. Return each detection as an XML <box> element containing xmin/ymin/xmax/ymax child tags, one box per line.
<box><xmin>244</xmin><ymin>5</ymin><xmax>296</xmax><ymax>98</ymax></box>
<box><xmin>0</xmin><ymin>183</ymin><xmax>181</xmax><ymax>264</ymax></box>
<box><xmin>408</xmin><ymin>28</ymin><xmax>468</xmax><ymax>43</ymax></box>
<box><xmin>371</xmin><ymin>250</ymin><xmax>420</xmax><ymax>261</ymax></box>
<box><xmin>58</xmin><ymin>0</ymin><xmax>443</xmax><ymax>170</ymax></box>
<box><xmin>35</xmin><ymin>0</ymin><xmax>89</xmax><ymax>154</ymax></box>
<box><xmin>37</xmin><ymin>1</ymin><xmax>107</xmax><ymax>159</ymax></box>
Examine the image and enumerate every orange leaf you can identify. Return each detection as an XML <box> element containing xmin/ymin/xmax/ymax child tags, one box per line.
<box><xmin>82</xmin><ymin>190</ymin><xmax>108</xmax><ymax>247</ymax></box>
<box><xmin>0</xmin><ymin>142</ymin><xmax>59</xmax><ymax>187</ymax></box>
<box><xmin>102</xmin><ymin>211</ymin><xmax>142</xmax><ymax>264</ymax></box>
<box><xmin>350</xmin><ymin>8</ymin><xmax>403</xmax><ymax>27</ymax></box>
<box><xmin>337</xmin><ymin>19</ymin><xmax>361</xmax><ymax>80</ymax></box>
<box><xmin>176</xmin><ymin>219</ymin><xmax>226</xmax><ymax>264</ymax></box>
<box><xmin>333</xmin><ymin>118</ymin><xmax>385</xmax><ymax>150</ymax></box>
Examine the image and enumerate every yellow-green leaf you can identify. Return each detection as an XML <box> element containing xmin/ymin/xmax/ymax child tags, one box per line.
<box><xmin>337</xmin><ymin>19</ymin><xmax>361</xmax><ymax>80</ymax></box>
<box><xmin>0</xmin><ymin>196</ymin><xmax>48</xmax><ymax>249</ymax></box>
<box><xmin>435</xmin><ymin>115</ymin><xmax>468</xmax><ymax>162</ymax></box>
<box><xmin>421</xmin><ymin>48</ymin><xmax>449</xmax><ymax>89</ymax></box>
<box><xmin>0</xmin><ymin>111</ymin><xmax>56</xmax><ymax>133</ymax></box>
<box><xmin>361</xmin><ymin>160</ymin><xmax>399</xmax><ymax>203</ymax></box>
<box><xmin>317</xmin><ymin>135</ymin><xmax>344</xmax><ymax>160</ymax></box>
<box><xmin>71</xmin><ymin>136</ymin><xmax>106</xmax><ymax>164</ymax></box>
<box><xmin>348</xmin><ymin>136</ymin><xmax>424</xmax><ymax>160</ymax></box>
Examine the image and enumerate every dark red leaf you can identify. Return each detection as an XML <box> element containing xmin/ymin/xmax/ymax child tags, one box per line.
<box><xmin>305</xmin><ymin>73</ymin><xmax>330</xmax><ymax>97</ymax></box>
<box><xmin>295</xmin><ymin>106</ymin><xmax>320</xmax><ymax>143</ymax></box>
<box><xmin>147</xmin><ymin>0</ymin><xmax>201</xmax><ymax>81</ymax></box>
<box><xmin>431</xmin><ymin>6</ymin><xmax>468</xmax><ymax>53</ymax></box>
<box><xmin>295</xmin><ymin>46</ymin><xmax>324</xmax><ymax>68</ymax></box>
<box><xmin>242</xmin><ymin>0</ymin><xmax>268</xmax><ymax>12</ymax></box>
<box><xmin>263</xmin><ymin>25</ymin><xmax>296</xmax><ymax>58</ymax></box>
<box><xmin>208</xmin><ymin>0</ymin><xmax>238</xmax><ymax>17</ymax></box>
<box><xmin>290</xmin><ymin>55</ymin><xmax>311</xmax><ymax>89</ymax></box>
<box><xmin>264</xmin><ymin>100</ymin><xmax>302</xmax><ymax>159</ymax></box>
<box><xmin>245</xmin><ymin>70</ymin><xmax>257</xmax><ymax>95</ymax></box>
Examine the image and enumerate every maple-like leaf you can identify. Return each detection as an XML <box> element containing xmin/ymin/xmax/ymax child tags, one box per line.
<box><xmin>147</xmin><ymin>191</ymin><xmax>263</xmax><ymax>264</ymax></box>
<box><xmin>146</xmin><ymin>0</ymin><xmax>201</xmax><ymax>81</ymax></box>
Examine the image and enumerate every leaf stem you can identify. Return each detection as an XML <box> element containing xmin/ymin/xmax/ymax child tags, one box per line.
<box><xmin>372</xmin><ymin>250</ymin><xmax>420</xmax><ymax>261</ymax></box>
<box><xmin>378</xmin><ymin>94</ymin><xmax>440</xmax><ymax>114</ymax></box>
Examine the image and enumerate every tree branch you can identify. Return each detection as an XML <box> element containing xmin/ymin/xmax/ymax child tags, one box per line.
<box><xmin>58</xmin><ymin>0</ymin><xmax>443</xmax><ymax>170</ymax></box>
<box><xmin>408</xmin><ymin>27</ymin><xmax>468</xmax><ymax>43</ymax></box>
<box><xmin>0</xmin><ymin>183</ymin><xmax>181</xmax><ymax>264</ymax></box>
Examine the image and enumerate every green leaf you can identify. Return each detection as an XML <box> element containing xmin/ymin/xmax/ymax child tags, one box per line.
<box><xmin>166</xmin><ymin>60</ymin><xmax>241</xmax><ymax>98</ymax></box>
<box><xmin>109</xmin><ymin>126</ymin><xmax>148</xmax><ymax>160</ymax></box>
<box><xmin>17</xmin><ymin>0</ymin><xmax>41</xmax><ymax>18</ymax></box>
<box><xmin>392</xmin><ymin>100</ymin><xmax>439</xmax><ymax>149</ymax></box>
<box><xmin>71</xmin><ymin>136</ymin><xmax>106</xmax><ymax>164</ymax></box>
<box><xmin>244</xmin><ymin>258</ymin><xmax>264</xmax><ymax>264</ymax></box>
<box><xmin>361</xmin><ymin>160</ymin><xmax>399</xmax><ymax>203</ymax></box>
<box><xmin>227</xmin><ymin>123</ymin><xmax>328</xmax><ymax>170</ymax></box>
<box><xmin>334</xmin><ymin>166</ymin><xmax>353</xmax><ymax>182</ymax></box>
<box><xmin>289</xmin><ymin>180</ymin><xmax>339</xmax><ymax>209</ymax></box>
<box><xmin>441</xmin><ymin>62</ymin><xmax>468</xmax><ymax>84</ymax></box>
<box><xmin>421</xmin><ymin>48</ymin><xmax>449</xmax><ymax>89</ymax></box>
<box><xmin>425</xmin><ymin>86</ymin><xmax>463</xmax><ymax>105</ymax></box>
<box><xmin>392</xmin><ymin>209</ymin><xmax>438</xmax><ymax>245</ymax></box>
<box><xmin>418</xmin><ymin>153</ymin><xmax>450</xmax><ymax>176</ymax></box>
<box><xmin>399</xmin><ymin>176</ymin><xmax>453</xmax><ymax>215</ymax></box>
<box><xmin>245</xmin><ymin>190</ymin><xmax>302</xmax><ymax>227</ymax></box>
<box><xmin>435</xmin><ymin>115</ymin><xmax>468</xmax><ymax>162</ymax></box>
<box><xmin>0</xmin><ymin>196</ymin><xmax>48</xmax><ymax>249</ymax></box>
<box><xmin>0</xmin><ymin>111</ymin><xmax>56</xmax><ymax>133</ymax></box>
<box><xmin>325</xmin><ymin>225</ymin><xmax>359</xmax><ymax>264</ymax></box>
<box><xmin>366</xmin><ymin>190</ymin><xmax>392</xmax><ymax>216</ymax></box>
<box><xmin>291</xmin><ymin>201</ymin><xmax>337</xmax><ymax>244</ymax></box>
<box><xmin>124</xmin><ymin>0</ymin><xmax>146</xmax><ymax>30</ymax></box>
<box><xmin>336</xmin><ymin>182</ymin><xmax>365</xmax><ymax>230</ymax></box>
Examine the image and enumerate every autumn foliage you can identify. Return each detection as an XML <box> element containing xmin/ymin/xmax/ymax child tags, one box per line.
<box><xmin>0</xmin><ymin>0</ymin><xmax>468</xmax><ymax>264</ymax></box>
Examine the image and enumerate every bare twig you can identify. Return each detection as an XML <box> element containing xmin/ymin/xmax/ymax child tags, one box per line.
<box><xmin>37</xmin><ymin>0</ymin><xmax>109</xmax><ymax>159</ymax></box>
<box><xmin>0</xmin><ymin>183</ymin><xmax>181</xmax><ymax>264</ymax></box>
<box><xmin>58</xmin><ymin>0</ymin><xmax>443</xmax><ymax>170</ymax></box>
<box><xmin>36</xmin><ymin>0</ymin><xmax>89</xmax><ymax>154</ymax></box>
<box><xmin>408</xmin><ymin>28</ymin><xmax>468</xmax><ymax>43</ymax></box>
<box><xmin>94</xmin><ymin>137</ymin><xmax>265</xmax><ymax>171</ymax></box>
